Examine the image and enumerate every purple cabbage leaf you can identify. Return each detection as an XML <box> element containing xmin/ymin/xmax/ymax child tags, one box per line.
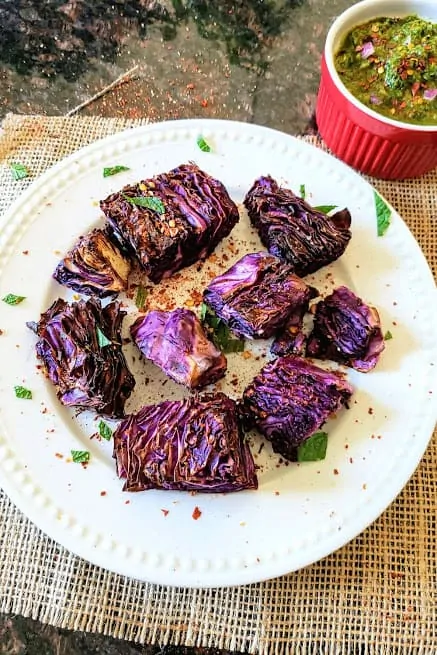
<box><xmin>244</xmin><ymin>176</ymin><xmax>351</xmax><ymax>276</ymax></box>
<box><xmin>203</xmin><ymin>251</ymin><xmax>318</xmax><ymax>340</ymax></box>
<box><xmin>53</xmin><ymin>228</ymin><xmax>132</xmax><ymax>298</ymax></box>
<box><xmin>131</xmin><ymin>308</ymin><xmax>227</xmax><ymax>389</ymax></box>
<box><xmin>240</xmin><ymin>356</ymin><xmax>353</xmax><ymax>461</ymax></box>
<box><xmin>306</xmin><ymin>286</ymin><xmax>385</xmax><ymax>372</ymax></box>
<box><xmin>100</xmin><ymin>163</ymin><xmax>239</xmax><ymax>283</ymax></box>
<box><xmin>271</xmin><ymin>324</ymin><xmax>307</xmax><ymax>357</ymax></box>
<box><xmin>113</xmin><ymin>392</ymin><xmax>258</xmax><ymax>492</ymax></box>
<box><xmin>28</xmin><ymin>298</ymin><xmax>135</xmax><ymax>417</ymax></box>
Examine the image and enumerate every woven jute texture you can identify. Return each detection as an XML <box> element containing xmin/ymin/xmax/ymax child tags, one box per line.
<box><xmin>0</xmin><ymin>113</ymin><xmax>436</xmax><ymax>655</ymax></box>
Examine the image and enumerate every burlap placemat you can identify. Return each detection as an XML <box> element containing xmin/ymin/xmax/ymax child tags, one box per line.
<box><xmin>0</xmin><ymin>113</ymin><xmax>435</xmax><ymax>654</ymax></box>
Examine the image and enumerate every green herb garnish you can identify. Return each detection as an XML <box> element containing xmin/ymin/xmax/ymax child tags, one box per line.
<box><xmin>200</xmin><ymin>303</ymin><xmax>245</xmax><ymax>354</ymax></box>
<box><xmin>197</xmin><ymin>135</ymin><xmax>212</xmax><ymax>152</ymax></box>
<box><xmin>299</xmin><ymin>183</ymin><xmax>306</xmax><ymax>200</ymax></box>
<box><xmin>122</xmin><ymin>194</ymin><xmax>165</xmax><ymax>214</ymax></box>
<box><xmin>71</xmin><ymin>450</ymin><xmax>90</xmax><ymax>464</ymax></box>
<box><xmin>384</xmin><ymin>330</ymin><xmax>393</xmax><ymax>341</ymax></box>
<box><xmin>374</xmin><ymin>191</ymin><xmax>391</xmax><ymax>236</ymax></box>
<box><xmin>14</xmin><ymin>385</ymin><xmax>32</xmax><ymax>400</ymax></box>
<box><xmin>135</xmin><ymin>284</ymin><xmax>148</xmax><ymax>310</ymax></box>
<box><xmin>200</xmin><ymin>302</ymin><xmax>208</xmax><ymax>321</ymax></box>
<box><xmin>297</xmin><ymin>431</ymin><xmax>328</xmax><ymax>462</ymax></box>
<box><xmin>96</xmin><ymin>326</ymin><xmax>111</xmax><ymax>348</ymax></box>
<box><xmin>2</xmin><ymin>294</ymin><xmax>25</xmax><ymax>306</ymax></box>
<box><xmin>103</xmin><ymin>165</ymin><xmax>130</xmax><ymax>178</ymax></box>
<box><xmin>98</xmin><ymin>420</ymin><xmax>113</xmax><ymax>441</ymax></box>
<box><xmin>314</xmin><ymin>204</ymin><xmax>338</xmax><ymax>214</ymax></box>
<box><xmin>9</xmin><ymin>162</ymin><xmax>29</xmax><ymax>181</ymax></box>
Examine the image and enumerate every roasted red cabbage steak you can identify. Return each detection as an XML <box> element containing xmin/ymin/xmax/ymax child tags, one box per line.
<box><xmin>53</xmin><ymin>228</ymin><xmax>131</xmax><ymax>298</ymax></box>
<box><xmin>100</xmin><ymin>163</ymin><xmax>239</xmax><ymax>283</ymax></box>
<box><xmin>28</xmin><ymin>298</ymin><xmax>135</xmax><ymax>417</ymax></box>
<box><xmin>244</xmin><ymin>176</ymin><xmax>351</xmax><ymax>276</ymax></box>
<box><xmin>113</xmin><ymin>393</ymin><xmax>258</xmax><ymax>492</ymax></box>
<box><xmin>131</xmin><ymin>308</ymin><xmax>227</xmax><ymax>389</ymax></box>
<box><xmin>240</xmin><ymin>356</ymin><xmax>353</xmax><ymax>461</ymax></box>
<box><xmin>203</xmin><ymin>251</ymin><xmax>317</xmax><ymax>340</ymax></box>
<box><xmin>306</xmin><ymin>286</ymin><xmax>385</xmax><ymax>372</ymax></box>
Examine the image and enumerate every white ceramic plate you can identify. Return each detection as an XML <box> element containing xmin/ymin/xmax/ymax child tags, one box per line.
<box><xmin>0</xmin><ymin>120</ymin><xmax>435</xmax><ymax>588</ymax></box>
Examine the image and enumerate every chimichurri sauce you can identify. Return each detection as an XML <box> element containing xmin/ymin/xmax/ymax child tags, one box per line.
<box><xmin>335</xmin><ymin>15</ymin><xmax>437</xmax><ymax>125</ymax></box>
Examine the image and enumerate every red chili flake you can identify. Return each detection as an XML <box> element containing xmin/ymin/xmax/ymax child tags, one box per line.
<box><xmin>333</xmin><ymin>469</ymin><xmax>339</xmax><ymax>475</ymax></box>
<box><xmin>377</xmin><ymin>435</ymin><xmax>382</xmax><ymax>439</ymax></box>
<box><xmin>192</xmin><ymin>506</ymin><xmax>202</xmax><ymax>520</ymax></box>
<box><xmin>368</xmin><ymin>407</ymin><xmax>374</xmax><ymax>415</ymax></box>
<box><xmin>349</xmin><ymin>457</ymin><xmax>353</xmax><ymax>464</ymax></box>
<box><xmin>22</xmin><ymin>250</ymin><xmax>29</xmax><ymax>255</ymax></box>
<box><xmin>161</xmin><ymin>508</ymin><xmax>169</xmax><ymax>517</ymax></box>
<box><xmin>186</xmin><ymin>83</ymin><xmax>195</xmax><ymax>90</ymax></box>
<box><xmin>55</xmin><ymin>452</ymin><xmax>63</xmax><ymax>459</ymax></box>
<box><xmin>274</xmin><ymin>491</ymin><xmax>280</xmax><ymax>496</ymax></box>
<box><xmin>125</xmin><ymin>500</ymin><xmax>130</xmax><ymax>505</ymax></box>
<box><xmin>190</xmin><ymin>290</ymin><xmax>203</xmax><ymax>305</ymax></box>
<box><xmin>200</xmin><ymin>99</ymin><xmax>208</xmax><ymax>108</ymax></box>
<box><xmin>100</xmin><ymin>491</ymin><xmax>107</xmax><ymax>497</ymax></box>
<box><xmin>344</xmin><ymin>443</ymin><xmax>349</xmax><ymax>449</ymax></box>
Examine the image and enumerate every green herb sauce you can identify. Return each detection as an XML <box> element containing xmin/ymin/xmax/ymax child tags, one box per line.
<box><xmin>335</xmin><ymin>15</ymin><xmax>437</xmax><ymax>125</ymax></box>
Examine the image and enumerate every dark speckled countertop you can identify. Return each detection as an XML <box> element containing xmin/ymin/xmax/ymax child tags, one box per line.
<box><xmin>1</xmin><ymin>1</ymin><xmax>357</xmax><ymax>652</ymax></box>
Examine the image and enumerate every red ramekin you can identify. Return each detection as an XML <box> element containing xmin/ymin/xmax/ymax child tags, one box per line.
<box><xmin>316</xmin><ymin>0</ymin><xmax>437</xmax><ymax>180</ymax></box>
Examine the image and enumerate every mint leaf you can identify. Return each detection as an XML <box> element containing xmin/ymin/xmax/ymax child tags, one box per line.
<box><xmin>96</xmin><ymin>326</ymin><xmax>111</xmax><ymax>348</ymax></box>
<box><xmin>297</xmin><ymin>431</ymin><xmax>328</xmax><ymax>462</ymax></box>
<box><xmin>374</xmin><ymin>191</ymin><xmax>391</xmax><ymax>236</ymax></box>
<box><xmin>122</xmin><ymin>194</ymin><xmax>165</xmax><ymax>214</ymax></box>
<box><xmin>299</xmin><ymin>184</ymin><xmax>306</xmax><ymax>200</ymax></box>
<box><xmin>9</xmin><ymin>162</ymin><xmax>29</xmax><ymax>181</ymax></box>
<box><xmin>314</xmin><ymin>204</ymin><xmax>338</xmax><ymax>214</ymax></box>
<box><xmin>384</xmin><ymin>330</ymin><xmax>393</xmax><ymax>341</ymax></box>
<box><xmin>197</xmin><ymin>135</ymin><xmax>212</xmax><ymax>152</ymax></box>
<box><xmin>135</xmin><ymin>284</ymin><xmax>148</xmax><ymax>310</ymax></box>
<box><xmin>103</xmin><ymin>165</ymin><xmax>130</xmax><ymax>178</ymax></box>
<box><xmin>98</xmin><ymin>420</ymin><xmax>113</xmax><ymax>441</ymax></box>
<box><xmin>71</xmin><ymin>450</ymin><xmax>90</xmax><ymax>464</ymax></box>
<box><xmin>200</xmin><ymin>302</ymin><xmax>208</xmax><ymax>321</ymax></box>
<box><xmin>221</xmin><ymin>337</ymin><xmax>245</xmax><ymax>353</ymax></box>
<box><xmin>3</xmin><ymin>294</ymin><xmax>25</xmax><ymax>306</ymax></box>
<box><xmin>201</xmin><ymin>305</ymin><xmax>245</xmax><ymax>353</ymax></box>
<box><xmin>14</xmin><ymin>385</ymin><xmax>32</xmax><ymax>399</ymax></box>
